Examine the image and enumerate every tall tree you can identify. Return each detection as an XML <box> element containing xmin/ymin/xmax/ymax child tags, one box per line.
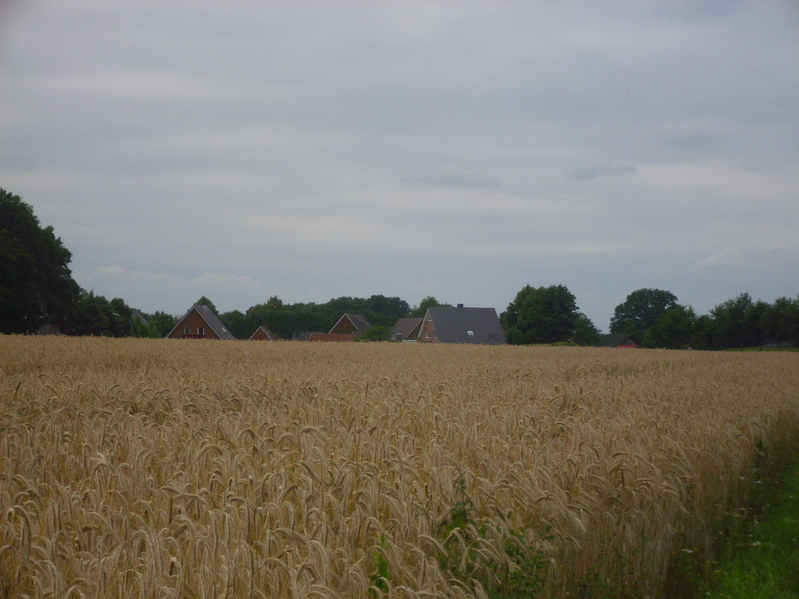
<box><xmin>220</xmin><ymin>309</ymin><xmax>247</xmax><ymax>339</ymax></box>
<box><xmin>710</xmin><ymin>293</ymin><xmax>767</xmax><ymax>349</ymax></box>
<box><xmin>0</xmin><ymin>188</ymin><xmax>79</xmax><ymax>333</ymax></box>
<box><xmin>643</xmin><ymin>304</ymin><xmax>696</xmax><ymax>349</ymax></box>
<box><xmin>194</xmin><ymin>296</ymin><xmax>219</xmax><ymax>314</ymax></box>
<box><xmin>609</xmin><ymin>288</ymin><xmax>678</xmax><ymax>341</ymax></box>
<box><xmin>761</xmin><ymin>296</ymin><xmax>799</xmax><ymax>348</ymax></box>
<box><xmin>143</xmin><ymin>311</ymin><xmax>178</xmax><ymax>338</ymax></box>
<box><xmin>503</xmin><ymin>284</ymin><xmax>579</xmax><ymax>344</ymax></box>
<box><xmin>574</xmin><ymin>312</ymin><xmax>602</xmax><ymax>346</ymax></box>
<box><xmin>363</xmin><ymin>295</ymin><xmax>410</xmax><ymax>325</ymax></box>
<box><xmin>63</xmin><ymin>292</ymin><xmax>137</xmax><ymax>337</ymax></box>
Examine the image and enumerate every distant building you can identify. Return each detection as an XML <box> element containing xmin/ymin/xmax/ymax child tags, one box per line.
<box><xmin>390</xmin><ymin>317</ymin><xmax>422</xmax><ymax>342</ymax></box>
<box><xmin>249</xmin><ymin>325</ymin><xmax>278</xmax><ymax>341</ymax></box>
<box><xmin>35</xmin><ymin>323</ymin><xmax>60</xmax><ymax>335</ymax></box>
<box><xmin>328</xmin><ymin>314</ymin><xmax>372</xmax><ymax>339</ymax></box>
<box><xmin>417</xmin><ymin>305</ymin><xmax>506</xmax><ymax>345</ymax></box>
<box><xmin>595</xmin><ymin>333</ymin><xmax>638</xmax><ymax>348</ymax></box>
<box><xmin>166</xmin><ymin>304</ymin><xmax>234</xmax><ymax>340</ymax></box>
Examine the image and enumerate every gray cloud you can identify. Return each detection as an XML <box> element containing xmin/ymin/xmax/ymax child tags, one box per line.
<box><xmin>1</xmin><ymin>1</ymin><xmax>797</xmax><ymax>328</ymax></box>
<box><xmin>563</xmin><ymin>164</ymin><xmax>638</xmax><ymax>181</ymax></box>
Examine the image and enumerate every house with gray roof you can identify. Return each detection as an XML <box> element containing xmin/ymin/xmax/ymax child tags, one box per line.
<box><xmin>390</xmin><ymin>317</ymin><xmax>422</xmax><ymax>341</ymax></box>
<box><xmin>329</xmin><ymin>313</ymin><xmax>372</xmax><ymax>338</ymax></box>
<box><xmin>166</xmin><ymin>304</ymin><xmax>234</xmax><ymax>340</ymax></box>
<box><xmin>417</xmin><ymin>305</ymin><xmax>506</xmax><ymax>345</ymax></box>
<box><xmin>250</xmin><ymin>325</ymin><xmax>278</xmax><ymax>341</ymax></box>
<box><xmin>595</xmin><ymin>333</ymin><xmax>638</xmax><ymax>348</ymax></box>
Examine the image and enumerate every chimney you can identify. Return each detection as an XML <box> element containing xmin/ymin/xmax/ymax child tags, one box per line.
<box><xmin>457</xmin><ymin>303</ymin><xmax>464</xmax><ymax>308</ymax></box>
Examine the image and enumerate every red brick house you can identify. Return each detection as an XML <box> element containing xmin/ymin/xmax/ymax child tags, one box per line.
<box><xmin>390</xmin><ymin>317</ymin><xmax>422</xmax><ymax>341</ymax></box>
<box><xmin>249</xmin><ymin>325</ymin><xmax>278</xmax><ymax>341</ymax></box>
<box><xmin>166</xmin><ymin>305</ymin><xmax>234</xmax><ymax>340</ymax></box>
<box><xmin>328</xmin><ymin>314</ymin><xmax>372</xmax><ymax>338</ymax></box>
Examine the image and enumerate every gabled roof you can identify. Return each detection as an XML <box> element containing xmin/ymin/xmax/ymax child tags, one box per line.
<box><xmin>293</xmin><ymin>331</ymin><xmax>317</xmax><ymax>342</ymax></box>
<box><xmin>167</xmin><ymin>304</ymin><xmax>235</xmax><ymax>340</ymax></box>
<box><xmin>390</xmin><ymin>317</ymin><xmax>422</xmax><ymax>341</ymax></box>
<box><xmin>329</xmin><ymin>313</ymin><xmax>372</xmax><ymax>334</ymax></box>
<box><xmin>422</xmin><ymin>307</ymin><xmax>506</xmax><ymax>345</ymax></box>
<box><xmin>249</xmin><ymin>325</ymin><xmax>278</xmax><ymax>341</ymax></box>
<box><xmin>595</xmin><ymin>333</ymin><xmax>637</xmax><ymax>347</ymax></box>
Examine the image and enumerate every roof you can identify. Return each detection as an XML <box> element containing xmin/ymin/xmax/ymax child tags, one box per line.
<box><xmin>390</xmin><ymin>317</ymin><xmax>422</xmax><ymax>340</ymax></box>
<box><xmin>167</xmin><ymin>304</ymin><xmax>235</xmax><ymax>340</ymax></box>
<box><xmin>329</xmin><ymin>313</ymin><xmax>372</xmax><ymax>334</ymax></box>
<box><xmin>423</xmin><ymin>307</ymin><xmax>506</xmax><ymax>345</ymax></box>
<box><xmin>595</xmin><ymin>333</ymin><xmax>637</xmax><ymax>347</ymax></box>
<box><xmin>249</xmin><ymin>325</ymin><xmax>278</xmax><ymax>341</ymax></box>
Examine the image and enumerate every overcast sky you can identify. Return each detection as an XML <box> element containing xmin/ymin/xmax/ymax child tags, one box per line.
<box><xmin>2</xmin><ymin>1</ymin><xmax>797</xmax><ymax>329</ymax></box>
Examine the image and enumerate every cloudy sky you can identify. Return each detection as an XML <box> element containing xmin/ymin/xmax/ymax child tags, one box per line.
<box><xmin>2</xmin><ymin>1</ymin><xmax>797</xmax><ymax>329</ymax></box>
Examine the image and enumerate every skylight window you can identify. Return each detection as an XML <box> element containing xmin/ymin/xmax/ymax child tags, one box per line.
<box><xmin>467</xmin><ymin>330</ymin><xmax>474</xmax><ymax>336</ymax></box>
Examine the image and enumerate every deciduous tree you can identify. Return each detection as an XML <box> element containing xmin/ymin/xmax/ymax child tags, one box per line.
<box><xmin>503</xmin><ymin>284</ymin><xmax>579</xmax><ymax>344</ymax></box>
<box><xmin>0</xmin><ymin>188</ymin><xmax>79</xmax><ymax>333</ymax></box>
<box><xmin>643</xmin><ymin>305</ymin><xmax>696</xmax><ymax>349</ymax></box>
<box><xmin>609</xmin><ymin>288</ymin><xmax>678</xmax><ymax>341</ymax></box>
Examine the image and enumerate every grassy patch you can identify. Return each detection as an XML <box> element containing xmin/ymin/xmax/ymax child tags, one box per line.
<box><xmin>699</xmin><ymin>461</ymin><xmax>799</xmax><ymax>598</ymax></box>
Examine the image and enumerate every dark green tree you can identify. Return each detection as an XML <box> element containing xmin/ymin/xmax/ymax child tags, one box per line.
<box><xmin>609</xmin><ymin>288</ymin><xmax>678</xmax><ymax>341</ymax></box>
<box><xmin>264</xmin><ymin>295</ymin><xmax>284</xmax><ymax>310</ymax></box>
<box><xmin>760</xmin><ymin>296</ymin><xmax>799</xmax><ymax>349</ymax></box>
<box><xmin>63</xmin><ymin>292</ymin><xmax>137</xmax><ymax>337</ymax></box>
<box><xmin>64</xmin><ymin>290</ymin><xmax>112</xmax><ymax>336</ymax></box>
<box><xmin>0</xmin><ymin>188</ymin><xmax>79</xmax><ymax>333</ymax></box>
<box><xmin>502</xmin><ymin>284</ymin><xmax>579</xmax><ymax>344</ymax></box>
<box><xmin>643</xmin><ymin>304</ymin><xmax>696</xmax><ymax>349</ymax></box>
<box><xmin>573</xmin><ymin>312</ymin><xmax>601</xmax><ymax>346</ymax></box>
<box><xmin>360</xmin><ymin>325</ymin><xmax>392</xmax><ymax>341</ymax></box>
<box><xmin>143</xmin><ymin>311</ymin><xmax>178</xmax><ymax>338</ymax></box>
<box><xmin>194</xmin><ymin>296</ymin><xmax>218</xmax><ymax>314</ymax></box>
<box><xmin>710</xmin><ymin>293</ymin><xmax>764</xmax><ymax>349</ymax></box>
<box><xmin>220</xmin><ymin>309</ymin><xmax>247</xmax><ymax>339</ymax></box>
<box><xmin>410</xmin><ymin>296</ymin><xmax>451</xmax><ymax>318</ymax></box>
<box><xmin>109</xmin><ymin>297</ymin><xmax>136</xmax><ymax>336</ymax></box>
<box><xmin>691</xmin><ymin>314</ymin><xmax>717</xmax><ymax>350</ymax></box>
<box><xmin>363</xmin><ymin>295</ymin><xmax>410</xmax><ymax>326</ymax></box>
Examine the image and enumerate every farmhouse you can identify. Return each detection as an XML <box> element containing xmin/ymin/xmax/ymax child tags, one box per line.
<box><xmin>417</xmin><ymin>305</ymin><xmax>506</xmax><ymax>345</ymax></box>
<box><xmin>328</xmin><ymin>313</ymin><xmax>372</xmax><ymax>339</ymax></box>
<box><xmin>166</xmin><ymin>304</ymin><xmax>234</xmax><ymax>340</ymax></box>
<box><xmin>292</xmin><ymin>314</ymin><xmax>374</xmax><ymax>342</ymax></box>
<box><xmin>249</xmin><ymin>325</ymin><xmax>278</xmax><ymax>341</ymax></box>
<box><xmin>390</xmin><ymin>317</ymin><xmax>422</xmax><ymax>342</ymax></box>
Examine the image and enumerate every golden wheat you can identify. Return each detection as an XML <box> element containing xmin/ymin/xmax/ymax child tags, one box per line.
<box><xmin>0</xmin><ymin>335</ymin><xmax>797</xmax><ymax>598</ymax></box>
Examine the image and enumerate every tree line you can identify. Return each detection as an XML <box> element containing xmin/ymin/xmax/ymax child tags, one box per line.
<box><xmin>2</xmin><ymin>187</ymin><xmax>797</xmax><ymax>349</ymax></box>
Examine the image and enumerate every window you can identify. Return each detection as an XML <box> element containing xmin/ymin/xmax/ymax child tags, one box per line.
<box><xmin>184</xmin><ymin>327</ymin><xmax>191</xmax><ymax>335</ymax></box>
<box><xmin>467</xmin><ymin>330</ymin><xmax>474</xmax><ymax>336</ymax></box>
<box><xmin>198</xmin><ymin>327</ymin><xmax>205</xmax><ymax>336</ymax></box>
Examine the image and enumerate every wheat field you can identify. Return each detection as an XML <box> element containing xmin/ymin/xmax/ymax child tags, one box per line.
<box><xmin>1</xmin><ymin>336</ymin><xmax>797</xmax><ymax>598</ymax></box>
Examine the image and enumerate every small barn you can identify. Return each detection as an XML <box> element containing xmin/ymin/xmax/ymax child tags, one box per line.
<box><xmin>417</xmin><ymin>305</ymin><xmax>506</xmax><ymax>345</ymax></box>
<box><xmin>249</xmin><ymin>325</ymin><xmax>278</xmax><ymax>341</ymax></box>
<box><xmin>166</xmin><ymin>305</ymin><xmax>234</xmax><ymax>340</ymax></box>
